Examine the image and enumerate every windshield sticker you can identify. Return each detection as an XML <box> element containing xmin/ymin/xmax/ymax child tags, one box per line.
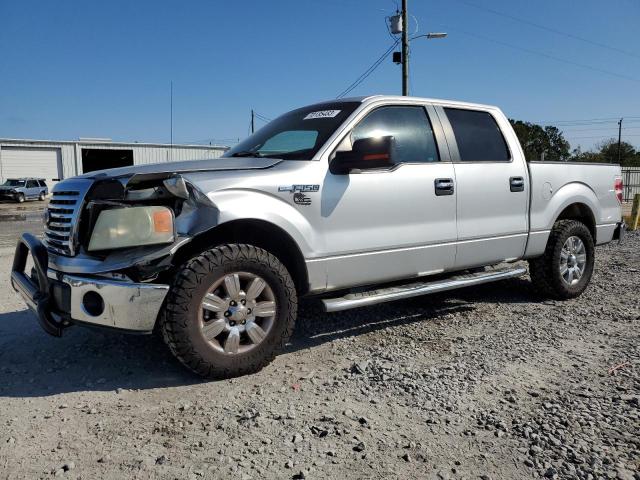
<box><xmin>303</xmin><ymin>110</ymin><xmax>341</xmax><ymax>120</ymax></box>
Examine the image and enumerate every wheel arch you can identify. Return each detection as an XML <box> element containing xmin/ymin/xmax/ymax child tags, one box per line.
<box><xmin>526</xmin><ymin>182</ymin><xmax>600</xmax><ymax>258</ymax></box>
<box><xmin>554</xmin><ymin>202</ymin><xmax>596</xmax><ymax>240</ymax></box>
<box><xmin>171</xmin><ymin>219</ymin><xmax>310</xmax><ymax>295</ymax></box>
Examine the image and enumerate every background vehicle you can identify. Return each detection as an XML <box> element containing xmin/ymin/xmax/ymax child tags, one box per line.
<box><xmin>10</xmin><ymin>96</ymin><xmax>624</xmax><ymax>378</ymax></box>
<box><xmin>0</xmin><ymin>178</ymin><xmax>48</xmax><ymax>202</ymax></box>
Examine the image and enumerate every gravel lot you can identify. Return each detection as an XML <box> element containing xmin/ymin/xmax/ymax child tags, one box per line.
<box><xmin>0</xmin><ymin>219</ymin><xmax>638</xmax><ymax>480</ymax></box>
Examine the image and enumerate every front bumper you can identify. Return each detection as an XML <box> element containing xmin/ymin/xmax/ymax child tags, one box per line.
<box><xmin>10</xmin><ymin>233</ymin><xmax>170</xmax><ymax>336</ymax></box>
<box><xmin>0</xmin><ymin>192</ymin><xmax>20</xmax><ymax>200</ymax></box>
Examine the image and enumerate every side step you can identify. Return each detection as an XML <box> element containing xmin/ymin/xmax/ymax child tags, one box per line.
<box><xmin>322</xmin><ymin>267</ymin><xmax>527</xmax><ymax>312</ymax></box>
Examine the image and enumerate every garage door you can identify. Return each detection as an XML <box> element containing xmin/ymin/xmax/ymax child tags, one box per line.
<box><xmin>0</xmin><ymin>147</ymin><xmax>63</xmax><ymax>185</ymax></box>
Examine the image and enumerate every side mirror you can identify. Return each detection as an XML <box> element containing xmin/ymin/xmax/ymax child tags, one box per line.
<box><xmin>331</xmin><ymin>135</ymin><xmax>395</xmax><ymax>174</ymax></box>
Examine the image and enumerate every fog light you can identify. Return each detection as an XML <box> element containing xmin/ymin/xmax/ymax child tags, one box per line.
<box><xmin>82</xmin><ymin>291</ymin><xmax>104</xmax><ymax>317</ymax></box>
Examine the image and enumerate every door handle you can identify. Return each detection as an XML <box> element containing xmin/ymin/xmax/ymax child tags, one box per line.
<box><xmin>435</xmin><ymin>178</ymin><xmax>454</xmax><ymax>196</ymax></box>
<box><xmin>510</xmin><ymin>176</ymin><xmax>525</xmax><ymax>192</ymax></box>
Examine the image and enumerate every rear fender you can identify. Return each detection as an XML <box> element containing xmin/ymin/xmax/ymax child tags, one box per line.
<box><xmin>542</xmin><ymin>182</ymin><xmax>600</xmax><ymax>231</ymax></box>
<box><xmin>525</xmin><ymin>182</ymin><xmax>600</xmax><ymax>258</ymax></box>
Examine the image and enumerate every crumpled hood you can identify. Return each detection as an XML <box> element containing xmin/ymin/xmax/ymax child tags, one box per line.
<box><xmin>78</xmin><ymin>157</ymin><xmax>283</xmax><ymax>180</ymax></box>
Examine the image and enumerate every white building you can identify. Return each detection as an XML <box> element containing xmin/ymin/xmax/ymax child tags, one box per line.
<box><xmin>0</xmin><ymin>138</ymin><xmax>228</xmax><ymax>185</ymax></box>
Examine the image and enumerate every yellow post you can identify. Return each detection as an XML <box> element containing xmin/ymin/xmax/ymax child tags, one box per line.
<box><xmin>631</xmin><ymin>194</ymin><xmax>640</xmax><ymax>231</ymax></box>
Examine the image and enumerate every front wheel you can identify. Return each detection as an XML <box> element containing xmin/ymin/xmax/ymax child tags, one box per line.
<box><xmin>16</xmin><ymin>193</ymin><xmax>25</xmax><ymax>203</ymax></box>
<box><xmin>528</xmin><ymin>220</ymin><xmax>595</xmax><ymax>299</ymax></box>
<box><xmin>160</xmin><ymin>244</ymin><xmax>297</xmax><ymax>378</ymax></box>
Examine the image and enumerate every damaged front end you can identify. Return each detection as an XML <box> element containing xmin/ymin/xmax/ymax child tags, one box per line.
<box><xmin>11</xmin><ymin>171</ymin><xmax>221</xmax><ymax>335</ymax></box>
<box><xmin>51</xmin><ymin>171</ymin><xmax>220</xmax><ymax>281</ymax></box>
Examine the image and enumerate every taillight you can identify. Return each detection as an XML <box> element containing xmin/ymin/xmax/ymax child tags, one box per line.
<box><xmin>614</xmin><ymin>178</ymin><xmax>623</xmax><ymax>204</ymax></box>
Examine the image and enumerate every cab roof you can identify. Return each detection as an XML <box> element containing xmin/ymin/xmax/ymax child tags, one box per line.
<box><xmin>331</xmin><ymin>95</ymin><xmax>500</xmax><ymax>111</ymax></box>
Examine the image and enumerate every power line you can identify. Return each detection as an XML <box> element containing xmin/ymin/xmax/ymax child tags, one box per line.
<box><xmin>453</xmin><ymin>29</ymin><xmax>640</xmax><ymax>84</ymax></box>
<box><xmin>550</xmin><ymin>119</ymin><xmax>640</xmax><ymax>127</ymax></box>
<box><xmin>254</xmin><ymin>112</ymin><xmax>273</xmax><ymax>122</ymax></box>
<box><xmin>452</xmin><ymin>0</ymin><xmax>640</xmax><ymax>60</ymax></box>
<box><xmin>563</xmin><ymin>133</ymin><xmax>640</xmax><ymax>139</ymax></box>
<box><xmin>336</xmin><ymin>39</ymin><xmax>400</xmax><ymax>99</ymax></box>
<box><xmin>558</xmin><ymin>126</ymin><xmax>640</xmax><ymax>132</ymax></box>
<box><xmin>535</xmin><ymin>115</ymin><xmax>640</xmax><ymax>125</ymax></box>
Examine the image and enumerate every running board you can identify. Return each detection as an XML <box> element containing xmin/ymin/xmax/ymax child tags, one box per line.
<box><xmin>322</xmin><ymin>267</ymin><xmax>527</xmax><ymax>312</ymax></box>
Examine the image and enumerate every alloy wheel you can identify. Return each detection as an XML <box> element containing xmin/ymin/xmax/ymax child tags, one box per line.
<box><xmin>199</xmin><ymin>272</ymin><xmax>277</xmax><ymax>354</ymax></box>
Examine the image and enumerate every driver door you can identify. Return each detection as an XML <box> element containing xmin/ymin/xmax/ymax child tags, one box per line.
<box><xmin>319</xmin><ymin>104</ymin><xmax>458</xmax><ymax>290</ymax></box>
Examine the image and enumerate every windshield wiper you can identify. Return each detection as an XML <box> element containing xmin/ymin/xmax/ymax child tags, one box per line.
<box><xmin>229</xmin><ymin>151</ymin><xmax>263</xmax><ymax>158</ymax></box>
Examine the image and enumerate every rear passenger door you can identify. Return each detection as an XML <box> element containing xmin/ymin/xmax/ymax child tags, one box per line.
<box><xmin>437</xmin><ymin>106</ymin><xmax>529</xmax><ymax>269</ymax></box>
<box><xmin>25</xmin><ymin>180</ymin><xmax>39</xmax><ymax>199</ymax></box>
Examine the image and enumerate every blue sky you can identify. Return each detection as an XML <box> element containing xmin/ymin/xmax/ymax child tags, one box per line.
<box><xmin>1</xmin><ymin>0</ymin><xmax>639</xmax><ymax>151</ymax></box>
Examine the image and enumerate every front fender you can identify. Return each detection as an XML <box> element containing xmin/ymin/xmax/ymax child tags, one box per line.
<box><xmin>208</xmin><ymin>189</ymin><xmax>317</xmax><ymax>257</ymax></box>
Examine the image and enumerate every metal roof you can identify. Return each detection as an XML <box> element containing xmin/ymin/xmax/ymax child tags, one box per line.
<box><xmin>0</xmin><ymin>138</ymin><xmax>229</xmax><ymax>149</ymax></box>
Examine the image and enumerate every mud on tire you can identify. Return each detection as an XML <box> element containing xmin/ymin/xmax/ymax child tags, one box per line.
<box><xmin>160</xmin><ymin>244</ymin><xmax>297</xmax><ymax>379</ymax></box>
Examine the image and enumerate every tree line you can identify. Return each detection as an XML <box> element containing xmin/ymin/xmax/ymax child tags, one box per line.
<box><xmin>509</xmin><ymin>119</ymin><xmax>640</xmax><ymax>167</ymax></box>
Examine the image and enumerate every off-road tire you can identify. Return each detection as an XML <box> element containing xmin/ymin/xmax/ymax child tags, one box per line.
<box><xmin>16</xmin><ymin>193</ymin><xmax>25</xmax><ymax>203</ymax></box>
<box><xmin>160</xmin><ymin>244</ymin><xmax>297</xmax><ymax>378</ymax></box>
<box><xmin>528</xmin><ymin>220</ymin><xmax>595</xmax><ymax>299</ymax></box>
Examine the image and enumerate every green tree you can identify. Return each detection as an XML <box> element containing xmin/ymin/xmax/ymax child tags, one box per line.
<box><xmin>509</xmin><ymin>119</ymin><xmax>571</xmax><ymax>161</ymax></box>
<box><xmin>570</xmin><ymin>146</ymin><xmax>604</xmax><ymax>163</ymax></box>
<box><xmin>596</xmin><ymin>139</ymin><xmax>639</xmax><ymax>166</ymax></box>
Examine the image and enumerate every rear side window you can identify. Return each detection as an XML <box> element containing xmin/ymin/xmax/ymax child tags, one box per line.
<box><xmin>444</xmin><ymin>108</ymin><xmax>510</xmax><ymax>162</ymax></box>
<box><xmin>352</xmin><ymin>106</ymin><xmax>440</xmax><ymax>164</ymax></box>
<box><xmin>38</xmin><ymin>180</ymin><xmax>47</xmax><ymax>187</ymax></box>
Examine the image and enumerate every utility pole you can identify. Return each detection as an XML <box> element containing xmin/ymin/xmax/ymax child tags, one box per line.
<box><xmin>401</xmin><ymin>0</ymin><xmax>409</xmax><ymax>96</ymax></box>
<box><xmin>617</xmin><ymin>118</ymin><xmax>623</xmax><ymax>164</ymax></box>
<box><xmin>251</xmin><ymin>109</ymin><xmax>255</xmax><ymax>134</ymax></box>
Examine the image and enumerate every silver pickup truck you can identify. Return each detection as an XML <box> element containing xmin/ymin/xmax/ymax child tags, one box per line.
<box><xmin>11</xmin><ymin>95</ymin><xmax>625</xmax><ymax>378</ymax></box>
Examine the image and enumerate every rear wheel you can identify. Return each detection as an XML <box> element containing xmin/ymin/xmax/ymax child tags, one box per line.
<box><xmin>528</xmin><ymin>220</ymin><xmax>595</xmax><ymax>299</ymax></box>
<box><xmin>38</xmin><ymin>191</ymin><xmax>46</xmax><ymax>201</ymax></box>
<box><xmin>160</xmin><ymin>244</ymin><xmax>297</xmax><ymax>378</ymax></box>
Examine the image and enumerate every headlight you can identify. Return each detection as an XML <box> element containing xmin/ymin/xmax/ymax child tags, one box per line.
<box><xmin>88</xmin><ymin>206</ymin><xmax>175</xmax><ymax>251</ymax></box>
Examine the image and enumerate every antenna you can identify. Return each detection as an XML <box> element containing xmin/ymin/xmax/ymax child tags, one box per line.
<box><xmin>170</xmin><ymin>81</ymin><xmax>173</xmax><ymax>161</ymax></box>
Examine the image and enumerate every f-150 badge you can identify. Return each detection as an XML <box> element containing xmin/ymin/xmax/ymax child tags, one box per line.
<box><xmin>278</xmin><ymin>184</ymin><xmax>320</xmax><ymax>193</ymax></box>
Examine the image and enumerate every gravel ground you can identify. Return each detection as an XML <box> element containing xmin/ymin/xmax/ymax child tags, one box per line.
<box><xmin>0</xmin><ymin>227</ymin><xmax>638</xmax><ymax>480</ymax></box>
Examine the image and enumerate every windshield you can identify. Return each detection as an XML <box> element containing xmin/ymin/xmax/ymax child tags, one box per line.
<box><xmin>224</xmin><ymin>102</ymin><xmax>360</xmax><ymax>160</ymax></box>
<box><xmin>3</xmin><ymin>179</ymin><xmax>25</xmax><ymax>187</ymax></box>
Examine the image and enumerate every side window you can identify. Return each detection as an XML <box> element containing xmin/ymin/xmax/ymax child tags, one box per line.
<box><xmin>26</xmin><ymin>180</ymin><xmax>38</xmax><ymax>188</ymax></box>
<box><xmin>444</xmin><ymin>108</ymin><xmax>510</xmax><ymax>162</ymax></box>
<box><xmin>352</xmin><ymin>106</ymin><xmax>439</xmax><ymax>164</ymax></box>
<box><xmin>38</xmin><ymin>180</ymin><xmax>47</xmax><ymax>188</ymax></box>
